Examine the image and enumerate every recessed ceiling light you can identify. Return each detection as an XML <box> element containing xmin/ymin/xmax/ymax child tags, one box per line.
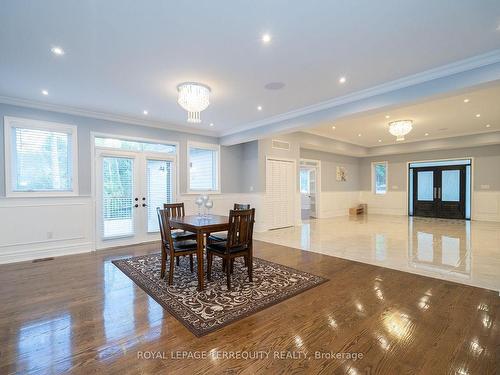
<box><xmin>50</xmin><ymin>46</ymin><xmax>65</xmax><ymax>56</ymax></box>
<box><xmin>262</xmin><ymin>34</ymin><xmax>271</xmax><ymax>43</ymax></box>
<box><xmin>425</xmin><ymin>133</ymin><xmax>429</xmax><ymax>136</ymax></box>
<box><xmin>378</xmin><ymin>139</ymin><xmax>382</xmax><ymax>143</ymax></box>
<box><xmin>486</xmin><ymin>124</ymin><xmax>491</xmax><ymax>128</ymax></box>
<box><xmin>143</xmin><ymin>110</ymin><xmax>148</xmax><ymax>115</ymax></box>
<box><xmin>209</xmin><ymin>123</ymin><xmax>214</xmax><ymax>127</ymax></box>
<box><xmin>476</xmin><ymin>114</ymin><xmax>481</xmax><ymax>118</ymax></box>
<box><xmin>463</xmin><ymin>98</ymin><xmax>470</xmax><ymax>103</ymax></box>
<box><xmin>385</xmin><ymin>115</ymin><xmax>390</xmax><ymax>119</ymax></box>
<box><xmin>339</xmin><ymin>76</ymin><xmax>347</xmax><ymax>84</ymax></box>
<box><xmin>331</xmin><ymin>125</ymin><xmax>336</xmax><ymax>130</ymax></box>
<box><xmin>358</xmin><ymin>133</ymin><xmax>362</xmax><ymax>137</ymax></box>
<box><xmin>257</xmin><ymin>106</ymin><xmax>262</xmax><ymax>111</ymax></box>
<box><xmin>41</xmin><ymin>89</ymin><xmax>49</xmax><ymax>96</ymax></box>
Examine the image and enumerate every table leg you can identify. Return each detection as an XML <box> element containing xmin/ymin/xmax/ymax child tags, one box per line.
<box><xmin>197</xmin><ymin>231</ymin><xmax>204</xmax><ymax>291</ymax></box>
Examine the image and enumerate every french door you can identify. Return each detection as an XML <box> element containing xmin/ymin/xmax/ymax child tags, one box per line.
<box><xmin>96</xmin><ymin>149</ymin><xmax>175</xmax><ymax>249</ymax></box>
<box><xmin>412</xmin><ymin>165</ymin><xmax>466</xmax><ymax>219</ymax></box>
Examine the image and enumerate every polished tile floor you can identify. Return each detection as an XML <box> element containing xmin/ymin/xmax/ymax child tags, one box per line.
<box><xmin>0</xmin><ymin>215</ymin><xmax>498</xmax><ymax>374</ymax></box>
<box><xmin>255</xmin><ymin>215</ymin><xmax>500</xmax><ymax>292</ymax></box>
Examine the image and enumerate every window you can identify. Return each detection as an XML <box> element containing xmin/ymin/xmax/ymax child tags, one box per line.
<box><xmin>373</xmin><ymin>161</ymin><xmax>387</xmax><ymax>194</ymax></box>
<box><xmin>4</xmin><ymin>117</ymin><xmax>78</xmax><ymax>196</ymax></box>
<box><xmin>187</xmin><ymin>142</ymin><xmax>220</xmax><ymax>192</ymax></box>
<box><xmin>300</xmin><ymin>169</ymin><xmax>310</xmax><ymax>194</ymax></box>
<box><xmin>95</xmin><ymin>136</ymin><xmax>176</xmax><ymax>154</ymax></box>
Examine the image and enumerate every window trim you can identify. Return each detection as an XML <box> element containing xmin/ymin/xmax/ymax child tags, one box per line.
<box><xmin>186</xmin><ymin>141</ymin><xmax>221</xmax><ymax>194</ymax></box>
<box><xmin>4</xmin><ymin>116</ymin><xmax>79</xmax><ymax>197</ymax></box>
<box><xmin>372</xmin><ymin>161</ymin><xmax>388</xmax><ymax>195</ymax></box>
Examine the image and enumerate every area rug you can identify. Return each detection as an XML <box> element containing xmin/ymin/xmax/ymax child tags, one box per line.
<box><xmin>112</xmin><ymin>254</ymin><xmax>328</xmax><ymax>336</ymax></box>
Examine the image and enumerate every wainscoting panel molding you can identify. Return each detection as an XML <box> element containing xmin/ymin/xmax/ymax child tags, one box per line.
<box><xmin>472</xmin><ymin>191</ymin><xmax>500</xmax><ymax>222</ymax></box>
<box><xmin>0</xmin><ymin>197</ymin><xmax>94</xmax><ymax>264</ymax></box>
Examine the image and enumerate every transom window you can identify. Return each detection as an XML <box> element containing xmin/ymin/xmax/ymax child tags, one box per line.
<box><xmin>94</xmin><ymin>136</ymin><xmax>176</xmax><ymax>154</ymax></box>
<box><xmin>4</xmin><ymin>117</ymin><xmax>78</xmax><ymax>196</ymax></box>
<box><xmin>187</xmin><ymin>142</ymin><xmax>220</xmax><ymax>192</ymax></box>
<box><xmin>373</xmin><ymin>161</ymin><xmax>388</xmax><ymax>195</ymax></box>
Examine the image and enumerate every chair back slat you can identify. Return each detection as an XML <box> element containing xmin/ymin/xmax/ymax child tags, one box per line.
<box><xmin>227</xmin><ymin>208</ymin><xmax>255</xmax><ymax>250</ymax></box>
<box><xmin>234</xmin><ymin>203</ymin><xmax>250</xmax><ymax>210</ymax></box>
<box><xmin>164</xmin><ymin>202</ymin><xmax>185</xmax><ymax>218</ymax></box>
<box><xmin>157</xmin><ymin>208</ymin><xmax>174</xmax><ymax>250</ymax></box>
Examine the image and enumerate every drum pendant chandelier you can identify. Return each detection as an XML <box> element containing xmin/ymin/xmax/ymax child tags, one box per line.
<box><xmin>177</xmin><ymin>82</ymin><xmax>211</xmax><ymax>123</ymax></box>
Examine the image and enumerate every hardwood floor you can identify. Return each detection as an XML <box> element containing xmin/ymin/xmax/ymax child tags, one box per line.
<box><xmin>0</xmin><ymin>240</ymin><xmax>498</xmax><ymax>374</ymax></box>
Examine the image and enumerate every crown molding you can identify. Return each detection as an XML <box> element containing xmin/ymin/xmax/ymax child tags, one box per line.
<box><xmin>0</xmin><ymin>95</ymin><xmax>217</xmax><ymax>138</ymax></box>
<box><xmin>296</xmin><ymin>130</ymin><xmax>500</xmax><ymax>158</ymax></box>
<box><xmin>221</xmin><ymin>49</ymin><xmax>500</xmax><ymax>137</ymax></box>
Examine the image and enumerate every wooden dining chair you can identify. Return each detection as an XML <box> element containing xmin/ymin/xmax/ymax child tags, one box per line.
<box><xmin>164</xmin><ymin>203</ymin><xmax>197</xmax><ymax>266</ymax></box>
<box><xmin>157</xmin><ymin>208</ymin><xmax>197</xmax><ymax>284</ymax></box>
<box><xmin>163</xmin><ymin>203</ymin><xmax>197</xmax><ymax>241</ymax></box>
<box><xmin>206</xmin><ymin>208</ymin><xmax>255</xmax><ymax>290</ymax></box>
<box><xmin>208</xmin><ymin>203</ymin><xmax>251</xmax><ymax>242</ymax></box>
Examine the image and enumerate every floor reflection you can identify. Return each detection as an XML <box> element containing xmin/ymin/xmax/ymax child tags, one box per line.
<box><xmin>409</xmin><ymin>218</ymin><xmax>471</xmax><ymax>278</ymax></box>
<box><xmin>17</xmin><ymin>312</ymin><xmax>72</xmax><ymax>374</ymax></box>
<box><xmin>103</xmin><ymin>260</ymin><xmax>136</xmax><ymax>342</ymax></box>
<box><xmin>254</xmin><ymin>215</ymin><xmax>499</xmax><ymax>291</ymax></box>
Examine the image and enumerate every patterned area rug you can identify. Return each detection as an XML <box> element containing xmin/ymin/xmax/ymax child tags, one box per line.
<box><xmin>112</xmin><ymin>254</ymin><xmax>328</xmax><ymax>336</ymax></box>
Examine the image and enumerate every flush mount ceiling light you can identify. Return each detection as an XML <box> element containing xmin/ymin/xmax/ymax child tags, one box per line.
<box><xmin>177</xmin><ymin>82</ymin><xmax>211</xmax><ymax>123</ymax></box>
<box><xmin>51</xmin><ymin>46</ymin><xmax>65</xmax><ymax>56</ymax></box>
<box><xmin>262</xmin><ymin>33</ymin><xmax>271</xmax><ymax>43</ymax></box>
<box><xmin>388</xmin><ymin>120</ymin><xmax>413</xmax><ymax>141</ymax></box>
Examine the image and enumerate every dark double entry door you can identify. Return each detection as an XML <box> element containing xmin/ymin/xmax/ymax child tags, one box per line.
<box><xmin>412</xmin><ymin>165</ymin><xmax>466</xmax><ymax>219</ymax></box>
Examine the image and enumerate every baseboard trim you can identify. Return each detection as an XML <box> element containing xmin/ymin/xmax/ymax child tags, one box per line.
<box><xmin>0</xmin><ymin>242</ymin><xmax>93</xmax><ymax>264</ymax></box>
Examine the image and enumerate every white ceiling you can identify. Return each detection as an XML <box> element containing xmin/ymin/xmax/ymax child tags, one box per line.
<box><xmin>1</xmin><ymin>1</ymin><xmax>500</xmax><ymax>136</ymax></box>
<box><xmin>305</xmin><ymin>83</ymin><xmax>500</xmax><ymax>147</ymax></box>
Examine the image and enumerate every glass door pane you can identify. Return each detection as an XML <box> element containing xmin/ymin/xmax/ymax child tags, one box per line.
<box><xmin>441</xmin><ymin>170</ymin><xmax>460</xmax><ymax>201</ymax></box>
<box><xmin>417</xmin><ymin>171</ymin><xmax>434</xmax><ymax>201</ymax></box>
<box><xmin>102</xmin><ymin>157</ymin><xmax>134</xmax><ymax>238</ymax></box>
<box><xmin>147</xmin><ymin>159</ymin><xmax>173</xmax><ymax>232</ymax></box>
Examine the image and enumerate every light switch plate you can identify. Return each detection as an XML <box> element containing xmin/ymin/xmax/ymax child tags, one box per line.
<box><xmin>480</xmin><ymin>184</ymin><xmax>490</xmax><ymax>190</ymax></box>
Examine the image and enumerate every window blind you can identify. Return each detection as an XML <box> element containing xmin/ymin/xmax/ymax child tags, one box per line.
<box><xmin>147</xmin><ymin>160</ymin><xmax>173</xmax><ymax>232</ymax></box>
<box><xmin>189</xmin><ymin>146</ymin><xmax>218</xmax><ymax>191</ymax></box>
<box><xmin>11</xmin><ymin>127</ymin><xmax>73</xmax><ymax>192</ymax></box>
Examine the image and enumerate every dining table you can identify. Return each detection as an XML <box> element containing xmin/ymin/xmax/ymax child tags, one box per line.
<box><xmin>169</xmin><ymin>214</ymin><xmax>230</xmax><ymax>290</ymax></box>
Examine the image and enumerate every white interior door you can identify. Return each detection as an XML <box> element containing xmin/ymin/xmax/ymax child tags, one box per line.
<box><xmin>266</xmin><ymin>158</ymin><xmax>296</xmax><ymax>229</ymax></box>
<box><xmin>96</xmin><ymin>150</ymin><xmax>176</xmax><ymax>249</ymax></box>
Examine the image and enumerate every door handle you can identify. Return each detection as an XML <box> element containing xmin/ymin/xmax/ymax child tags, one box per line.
<box><xmin>438</xmin><ymin>187</ymin><xmax>441</xmax><ymax>199</ymax></box>
<box><xmin>433</xmin><ymin>187</ymin><xmax>437</xmax><ymax>199</ymax></box>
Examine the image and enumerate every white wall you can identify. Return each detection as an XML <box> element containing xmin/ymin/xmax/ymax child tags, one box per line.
<box><xmin>0</xmin><ymin>197</ymin><xmax>94</xmax><ymax>263</ymax></box>
<box><xmin>0</xmin><ymin>103</ymin><xmax>255</xmax><ymax>264</ymax></box>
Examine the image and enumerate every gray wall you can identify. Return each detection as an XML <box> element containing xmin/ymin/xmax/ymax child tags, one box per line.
<box><xmin>300</xmin><ymin>148</ymin><xmax>360</xmax><ymax>192</ymax></box>
<box><xmin>0</xmin><ymin>103</ymin><xmax>245</xmax><ymax>196</ymax></box>
<box><xmin>257</xmin><ymin>133</ymin><xmax>301</xmax><ymax>192</ymax></box>
<box><xmin>240</xmin><ymin>141</ymin><xmax>259</xmax><ymax>193</ymax></box>
<box><xmin>359</xmin><ymin>145</ymin><xmax>500</xmax><ymax>191</ymax></box>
